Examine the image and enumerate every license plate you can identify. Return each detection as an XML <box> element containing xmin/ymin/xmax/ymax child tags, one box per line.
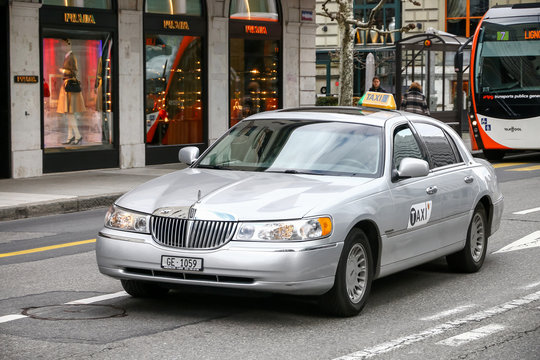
<box><xmin>161</xmin><ymin>256</ymin><xmax>203</xmax><ymax>271</ymax></box>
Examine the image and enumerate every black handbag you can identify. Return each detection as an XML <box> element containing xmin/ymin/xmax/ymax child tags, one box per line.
<box><xmin>65</xmin><ymin>78</ymin><xmax>81</xmax><ymax>93</ymax></box>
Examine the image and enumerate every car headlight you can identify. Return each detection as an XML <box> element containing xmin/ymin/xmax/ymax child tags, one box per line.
<box><xmin>104</xmin><ymin>205</ymin><xmax>150</xmax><ymax>234</ymax></box>
<box><xmin>235</xmin><ymin>217</ymin><xmax>332</xmax><ymax>241</ymax></box>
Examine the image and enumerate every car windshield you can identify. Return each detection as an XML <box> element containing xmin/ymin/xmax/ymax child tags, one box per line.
<box><xmin>196</xmin><ymin>119</ymin><xmax>383</xmax><ymax>177</ymax></box>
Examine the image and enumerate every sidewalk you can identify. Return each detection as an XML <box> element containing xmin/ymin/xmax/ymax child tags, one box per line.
<box><xmin>0</xmin><ymin>164</ymin><xmax>182</xmax><ymax>221</ymax></box>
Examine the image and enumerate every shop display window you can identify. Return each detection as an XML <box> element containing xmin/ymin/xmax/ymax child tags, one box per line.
<box><xmin>145</xmin><ymin>34</ymin><xmax>203</xmax><ymax>145</ymax></box>
<box><xmin>145</xmin><ymin>0</ymin><xmax>202</xmax><ymax>15</ymax></box>
<box><xmin>230</xmin><ymin>0</ymin><xmax>279</xmax><ymax>21</ymax></box>
<box><xmin>42</xmin><ymin>32</ymin><xmax>114</xmax><ymax>151</ymax></box>
<box><xmin>230</xmin><ymin>39</ymin><xmax>279</xmax><ymax>126</ymax></box>
<box><xmin>41</xmin><ymin>0</ymin><xmax>112</xmax><ymax>9</ymax></box>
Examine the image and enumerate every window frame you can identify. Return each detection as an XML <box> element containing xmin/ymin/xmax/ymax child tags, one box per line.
<box><xmin>445</xmin><ymin>0</ymin><xmax>488</xmax><ymax>37</ymax></box>
<box><xmin>391</xmin><ymin>122</ymin><xmax>429</xmax><ymax>172</ymax></box>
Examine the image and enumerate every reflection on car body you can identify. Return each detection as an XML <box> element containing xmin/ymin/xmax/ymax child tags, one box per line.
<box><xmin>96</xmin><ymin>103</ymin><xmax>503</xmax><ymax>317</ymax></box>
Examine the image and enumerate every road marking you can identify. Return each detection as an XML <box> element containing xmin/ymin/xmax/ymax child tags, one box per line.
<box><xmin>0</xmin><ymin>314</ymin><xmax>27</xmax><ymax>324</ymax></box>
<box><xmin>0</xmin><ymin>239</ymin><xmax>96</xmax><ymax>258</ymax></box>
<box><xmin>420</xmin><ymin>305</ymin><xmax>476</xmax><ymax>321</ymax></box>
<box><xmin>524</xmin><ymin>281</ymin><xmax>540</xmax><ymax>289</ymax></box>
<box><xmin>437</xmin><ymin>324</ymin><xmax>506</xmax><ymax>347</ymax></box>
<box><xmin>513</xmin><ymin>207</ymin><xmax>540</xmax><ymax>215</ymax></box>
<box><xmin>332</xmin><ymin>291</ymin><xmax>540</xmax><ymax>360</ymax></box>
<box><xmin>507</xmin><ymin>164</ymin><xmax>540</xmax><ymax>172</ymax></box>
<box><xmin>0</xmin><ymin>291</ymin><xmax>129</xmax><ymax>324</ymax></box>
<box><xmin>493</xmin><ymin>231</ymin><xmax>540</xmax><ymax>254</ymax></box>
<box><xmin>492</xmin><ymin>163</ymin><xmax>527</xmax><ymax>169</ymax></box>
<box><xmin>65</xmin><ymin>291</ymin><xmax>128</xmax><ymax>305</ymax></box>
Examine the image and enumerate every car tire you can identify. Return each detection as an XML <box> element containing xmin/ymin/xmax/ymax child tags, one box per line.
<box><xmin>319</xmin><ymin>228</ymin><xmax>373</xmax><ymax>317</ymax></box>
<box><xmin>483</xmin><ymin>149</ymin><xmax>505</xmax><ymax>161</ymax></box>
<box><xmin>447</xmin><ymin>203</ymin><xmax>488</xmax><ymax>273</ymax></box>
<box><xmin>121</xmin><ymin>279</ymin><xmax>169</xmax><ymax>298</ymax></box>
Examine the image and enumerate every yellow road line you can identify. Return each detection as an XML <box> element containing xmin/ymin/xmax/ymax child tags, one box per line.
<box><xmin>0</xmin><ymin>239</ymin><xmax>96</xmax><ymax>258</ymax></box>
<box><xmin>508</xmin><ymin>164</ymin><xmax>540</xmax><ymax>172</ymax></box>
<box><xmin>492</xmin><ymin>162</ymin><xmax>528</xmax><ymax>169</ymax></box>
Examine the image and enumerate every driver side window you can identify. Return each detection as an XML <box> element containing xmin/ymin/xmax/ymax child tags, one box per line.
<box><xmin>393</xmin><ymin>126</ymin><xmax>426</xmax><ymax>170</ymax></box>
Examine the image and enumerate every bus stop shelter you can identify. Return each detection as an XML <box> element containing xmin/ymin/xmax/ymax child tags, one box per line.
<box><xmin>396</xmin><ymin>31</ymin><xmax>472</xmax><ymax>132</ymax></box>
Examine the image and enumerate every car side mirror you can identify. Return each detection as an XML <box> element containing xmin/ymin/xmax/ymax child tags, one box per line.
<box><xmin>393</xmin><ymin>157</ymin><xmax>430</xmax><ymax>181</ymax></box>
<box><xmin>179</xmin><ymin>146</ymin><xmax>199</xmax><ymax>165</ymax></box>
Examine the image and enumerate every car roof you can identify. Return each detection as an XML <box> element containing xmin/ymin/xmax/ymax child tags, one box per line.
<box><xmin>244</xmin><ymin>106</ymin><xmax>402</xmax><ymax>127</ymax></box>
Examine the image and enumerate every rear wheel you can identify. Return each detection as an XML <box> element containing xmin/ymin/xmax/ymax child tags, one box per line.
<box><xmin>447</xmin><ymin>204</ymin><xmax>488</xmax><ymax>273</ymax></box>
<box><xmin>319</xmin><ymin>228</ymin><xmax>373</xmax><ymax>317</ymax></box>
<box><xmin>483</xmin><ymin>149</ymin><xmax>505</xmax><ymax>161</ymax></box>
<box><xmin>121</xmin><ymin>279</ymin><xmax>169</xmax><ymax>298</ymax></box>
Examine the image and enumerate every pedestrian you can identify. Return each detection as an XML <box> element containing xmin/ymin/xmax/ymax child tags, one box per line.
<box><xmin>401</xmin><ymin>82</ymin><xmax>430</xmax><ymax>115</ymax></box>
<box><xmin>368</xmin><ymin>76</ymin><xmax>387</xmax><ymax>93</ymax></box>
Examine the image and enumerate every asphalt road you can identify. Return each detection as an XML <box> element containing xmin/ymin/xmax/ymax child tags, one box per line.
<box><xmin>0</xmin><ymin>156</ymin><xmax>539</xmax><ymax>360</ymax></box>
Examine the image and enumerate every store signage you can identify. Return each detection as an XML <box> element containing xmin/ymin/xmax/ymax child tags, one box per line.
<box><xmin>163</xmin><ymin>20</ymin><xmax>190</xmax><ymax>30</ymax></box>
<box><xmin>64</xmin><ymin>13</ymin><xmax>96</xmax><ymax>24</ymax></box>
<box><xmin>14</xmin><ymin>75</ymin><xmax>38</xmax><ymax>84</ymax></box>
<box><xmin>301</xmin><ymin>10</ymin><xmax>314</xmax><ymax>22</ymax></box>
<box><xmin>245</xmin><ymin>25</ymin><xmax>267</xmax><ymax>35</ymax></box>
<box><xmin>524</xmin><ymin>30</ymin><xmax>540</xmax><ymax>40</ymax></box>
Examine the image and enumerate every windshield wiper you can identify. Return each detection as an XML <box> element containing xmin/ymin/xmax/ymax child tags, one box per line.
<box><xmin>196</xmin><ymin>164</ymin><xmax>229</xmax><ymax>170</ymax></box>
<box><xmin>266</xmin><ymin>169</ymin><xmax>321</xmax><ymax>175</ymax></box>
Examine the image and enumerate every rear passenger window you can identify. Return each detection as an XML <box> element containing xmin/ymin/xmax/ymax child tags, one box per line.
<box><xmin>413</xmin><ymin>123</ymin><xmax>458</xmax><ymax>168</ymax></box>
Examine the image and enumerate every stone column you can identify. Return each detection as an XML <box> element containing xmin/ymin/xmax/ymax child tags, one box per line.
<box><xmin>117</xmin><ymin>8</ymin><xmax>145</xmax><ymax>168</ymax></box>
<box><xmin>283</xmin><ymin>0</ymin><xmax>317</xmax><ymax>108</ymax></box>
<box><xmin>207</xmin><ymin>1</ymin><xmax>229</xmax><ymax>145</ymax></box>
<box><xmin>9</xmin><ymin>2</ymin><xmax>42</xmax><ymax>178</ymax></box>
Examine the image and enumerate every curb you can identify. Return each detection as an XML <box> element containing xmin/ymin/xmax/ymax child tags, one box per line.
<box><xmin>0</xmin><ymin>193</ymin><xmax>123</xmax><ymax>221</ymax></box>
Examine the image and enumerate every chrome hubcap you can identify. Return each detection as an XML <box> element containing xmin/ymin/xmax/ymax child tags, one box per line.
<box><xmin>345</xmin><ymin>243</ymin><xmax>368</xmax><ymax>304</ymax></box>
<box><xmin>470</xmin><ymin>212</ymin><xmax>485</xmax><ymax>262</ymax></box>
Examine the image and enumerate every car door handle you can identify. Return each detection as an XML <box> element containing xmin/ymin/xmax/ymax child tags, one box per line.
<box><xmin>426</xmin><ymin>186</ymin><xmax>438</xmax><ymax>195</ymax></box>
<box><xmin>464</xmin><ymin>176</ymin><xmax>474</xmax><ymax>184</ymax></box>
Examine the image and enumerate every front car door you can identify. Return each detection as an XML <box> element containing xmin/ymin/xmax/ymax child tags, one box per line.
<box><xmin>383</xmin><ymin>122</ymin><xmax>445</xmax><ymax>274</ymax></box>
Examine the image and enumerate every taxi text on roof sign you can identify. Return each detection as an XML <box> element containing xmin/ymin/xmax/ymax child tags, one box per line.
<box><xmin>360</xmin><ymin>91</ymin><xmax>397</xmax><ymax>110</ymax></box>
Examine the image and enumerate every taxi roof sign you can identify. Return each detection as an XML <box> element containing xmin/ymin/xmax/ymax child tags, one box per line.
<box><xmin>359</xmin><ymin>91</ymin><xmax>397</xmax><ymax>110</ymax></box>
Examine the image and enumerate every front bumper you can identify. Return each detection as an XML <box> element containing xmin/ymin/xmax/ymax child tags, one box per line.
<box><xmin>96</xmin><ymin>229</ymin><xmax>343</xmax><ymax>296</ymax></box>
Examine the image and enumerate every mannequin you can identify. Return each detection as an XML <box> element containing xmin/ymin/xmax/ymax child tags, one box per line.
<box><xmin>57</xmin><ymin>38</ymin><xmax>86</xmax><ymax>145</ymax></box>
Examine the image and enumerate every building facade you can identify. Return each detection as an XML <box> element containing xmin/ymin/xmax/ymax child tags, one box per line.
<box><xmin>3</xmin><ymin>0</ymin><xmax>317</xmax><ymax>178</ymax></box>
<box><xmin>315</xmin><ymin>0</ymin><xmax>538</xmax><ymax>99</ymax></box>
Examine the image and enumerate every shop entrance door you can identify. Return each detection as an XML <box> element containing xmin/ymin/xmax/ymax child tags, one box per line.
<box><xmin>0</xmin><ymin>0</ymin><xmax>10</xmax><ymax>178</ymax></box>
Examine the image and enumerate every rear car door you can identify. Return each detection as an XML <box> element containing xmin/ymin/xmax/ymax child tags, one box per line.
<box><xmin>411</xmin><ymin>120</ymin><xmax>477</xmax><ymax>249</ymax></box>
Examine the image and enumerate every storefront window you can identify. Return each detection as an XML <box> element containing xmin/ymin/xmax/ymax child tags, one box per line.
<box><xmin>43</xmin><ymin>32</ymin><xmax>114</xmax><ymax>151</ymax></box>
<box><xmin>229</xmin><ymin>0</ymin><xmax>281</xmax><ymax>127</ymax></box>
<box><xmin>230</xmin><ymin>0</ymin><xmax>279</xmax><ymax>22</ymax></box>
<box><xmin>145</xmin><ymin>34</ymin><xmax>203</xmax><ymax>145</ymax></box>
<box><xmin>145</xmin><ymin>0</ymin><xmax>201</xmax><ymax>15</ymax></box>
<box><xmin>41</xmin><ymin>0</ymin><xmax>112</xmax><ymax>9</ymax></box>
<box><xmin>230</xmin><ymin>39</ymin><xmax>279</xmax><ymax>126</ymax></box>
<box><xmin>354</xmin><ymin>0</ymin><xmax>399</xmax><ymax>45</ymax></box>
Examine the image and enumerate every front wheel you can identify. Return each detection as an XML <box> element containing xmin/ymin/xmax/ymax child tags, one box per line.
<box><xmin>447</xmin><ymin>204</ymin><xmax>488</xmax><ymax>273</ymax></box>
<box><xmin>319</xmin><ymin>228</ymin><xmax>373</xmax><ymax>317</ymax></box>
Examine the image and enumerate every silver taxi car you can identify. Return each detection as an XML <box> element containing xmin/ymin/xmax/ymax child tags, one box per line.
<box><xmin>96</xmin><ymin>106</ymin><xmax>503</xmax><ymax>317</ymax></box>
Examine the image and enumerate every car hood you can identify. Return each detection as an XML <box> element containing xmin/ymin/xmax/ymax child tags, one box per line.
<box><xmin>115</xmin><ymin>168</ymin><xmax>376</xmax><ymax>221</ymax></box>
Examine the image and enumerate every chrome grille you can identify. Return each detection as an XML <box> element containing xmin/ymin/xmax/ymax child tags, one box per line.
<box><xmin>151</xmin><ymin>216</ymin><xmax>238</xmax><ymax>249</ymax></box>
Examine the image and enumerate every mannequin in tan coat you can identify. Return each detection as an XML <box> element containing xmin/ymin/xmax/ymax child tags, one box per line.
<box><xmin>57</xmin><ymin>39</ymin><xmax>86</xmax><ymax>145</ymax></box>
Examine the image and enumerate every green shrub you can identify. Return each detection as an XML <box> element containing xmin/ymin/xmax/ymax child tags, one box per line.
<box><xmin>316</xmin><ymin>96</ymin><xmax>339</xmax><ymax>106</ymax></box>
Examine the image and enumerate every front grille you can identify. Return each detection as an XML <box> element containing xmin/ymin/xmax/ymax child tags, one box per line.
<box><xmin>151</xmin><ymin>216</ymin><xmax>238</xmax><ymax>249</ymax></box>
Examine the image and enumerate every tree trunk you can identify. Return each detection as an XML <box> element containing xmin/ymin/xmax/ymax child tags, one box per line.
<box><xmin>338</xmin><ymin>0</ymin><xmax>354</xmax><ymax>106</ymax></box>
